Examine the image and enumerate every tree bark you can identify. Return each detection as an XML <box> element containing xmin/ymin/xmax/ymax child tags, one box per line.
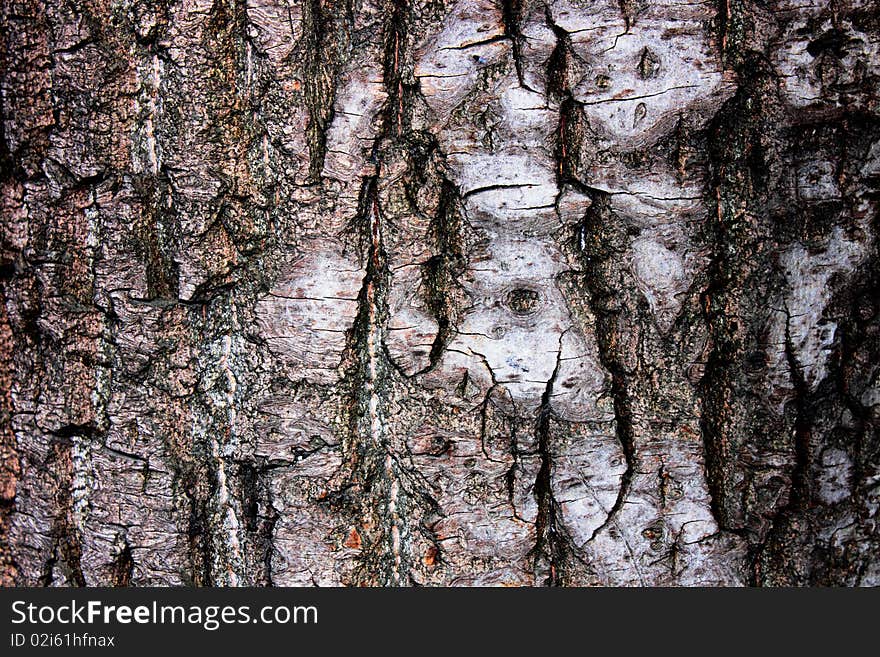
<box><xmin>1</xmin><ymin>0</ymin><xmax>878</xmax><ymax>586</ymax></box>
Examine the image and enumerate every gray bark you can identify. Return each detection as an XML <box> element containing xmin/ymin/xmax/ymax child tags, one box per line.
<box><xmin>1</xmin><ymin>0</ymin><xmax>878</xmax><ymax>586</ymax></box>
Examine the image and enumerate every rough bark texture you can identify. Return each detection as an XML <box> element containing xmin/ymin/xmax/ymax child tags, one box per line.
<box><xmin>1</xmin><ymin>0</ymin><xmax>878</xmax><ymax>587</ymax></box>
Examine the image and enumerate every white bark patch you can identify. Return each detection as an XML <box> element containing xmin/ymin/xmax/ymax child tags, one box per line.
<box><xmin>453</xmin><ymin>151</ymin><xmax>556</xmax><ymax>197</ymax></box>
<box><xmin>552</xmin><ymin>326</ymin><xmax>614</xmax><ymax>422</ymax></box>
<box><xmin>818</xmin><ymin>447</ymin><xmax>853</xmax><ymax>505</ymax></box>
<box><xmin>412</xmin><ymin>6</ymin><xmax>613</xmax><ymax>419</ymax></box>
<box><xmin>630</xmin><ymin>237</ymin><xmax>687</xmax><ymax>331</ymax></box>
<box><xmin>322</xmin><ymin>73</ymin><xmax>387</xmax><ymax>182</ymax></box>
<box><xmin>552</xmin><ymin>423</ymin><xmax>626</xmax><ymax>546</ymax></box>
<box><xmin>385</xmin><ymin>264</ymin><xmax>439</xmax><ymax>376</ymax></box>
<box><xmin>445</xmin><ymin>237</ymin><xmax>584</xmax><ymax>408</ymax></box>
<box><xmin>413</xmin><ymin>0</ymin><xmax>507</xmax><ymax>115</ymax></box>
<box><xmin>552</xmin><ymin>0</ymin><xmax>733</xmax><ymax>145</ymax></box>
<box><xmin>773</xmin><ymin>2</ymin><xmax>880</xmax><ymax>110</ymax></box>
<box><xmin>255</xmin><ymin>248</ymin><xmax>364</xmax><ymax>383</ymax></box>
<box><xmin>774</xmin><ymin>227</ymin><xmax>868</xmax><ymax>390</ymax></box>
<box><xmin>498</xmin><ymin>86</ymin><xmax>555</xmax><ymax>137</ymax></box>
<box><xmin>774</xmin><ymin>32</ymin><xmax>824</xmax><ymax>108</ymax></box>
<box><xmin>245</xmin><ymin>0</ymin><xmax>301</xmax><ymax>63</ymax></box>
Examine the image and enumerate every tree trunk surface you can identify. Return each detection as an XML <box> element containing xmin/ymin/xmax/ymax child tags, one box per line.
<box><xmin>1</xmin><ymin>0</ymin><xmax>878</xmax><ymax>587</ymax></box>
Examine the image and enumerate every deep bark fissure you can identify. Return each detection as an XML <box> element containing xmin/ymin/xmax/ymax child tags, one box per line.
<box><xmin>301</xmin><ymin>0</ymin><xmax>354</xmax><ymax>181</ymax></box>
<box><xmin>531</xmin><ymin>337</ymin><xmax>566</xmax><ymax>585</ymax></box>
<box><xmin>573</xmin><ymin>197</ymin><xmax>638</xmax><ymax>546</ymax></box>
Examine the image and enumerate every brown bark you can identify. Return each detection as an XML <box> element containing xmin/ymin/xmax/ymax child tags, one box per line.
<box><xmin>1</xmin><ymin>0</ymin><xmax>878</xmax><ymax>586</ymax></box>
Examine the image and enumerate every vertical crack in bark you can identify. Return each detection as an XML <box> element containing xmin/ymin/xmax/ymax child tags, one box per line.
<box><xmin>717</xmin><ymin>0</ymin><xmax>747</xmax><ymax>67</ymax></box>
<box><xmin>504</xmin><ymin>424</ymin><xmax>527</xmax><ymax>522</ymax></box>
<box><xmin>572</xmin><ymin>197</ymin><xmax>638</xmax><ymax>548</ymax></box>
<box><xmin>301</xmin><ymin>0</ymin><xmax>353</xmax><ymax>181</ymax></box>
<box><xmin>718</xmin><ymin>0</ymin><xmax>731</xmax><ymax>56</ymax></box>
<box><xmin>239</xmin><ymin>461</ymin><xmax>278</xmax><ymax>586</ymax></box>
<box><xmin>698</xmin><ymin>57</ymin><xmax>771</xmax><ymax>532</ymax></box>
<box><xmin>420</xmin><ymin>179</ymin><xmax>467</xmax><ymax>373</ymax></box>
<box><xmin>184</xmin><ymin>471</ymin><xmax>214</xmax><ymax>586</ymax></box>
<box><xmin>589</xmin><ymin>371</ymin><xmax>637</xmax><ymax>543</ymax></box>
<box><xmin>545</xmin><ymin>8</ymin><xmax>570</xmax><ymax>101</ymax></box>
<box><xmin>501</xmin><ymin>0</ymin><xmax>532</xmax><ymax>92</ymax></box>
<box><xmin>342</xmin><ymin>174</ymin><xmax>408</xmax><ymax>585</ymax></box>
<box><xmin>546</xmin><ymin>11</ymin><xmax>598</xmax><ymax>202</ymax></box>
<box><xmin>531</xmin><ymin>335</ymin><xmax>565</xmax><ymax>585</ymax></box>
<box><xmin>548</xmin><ymin>10</ymin><xmax>638</xmax><ymax>558</ymax></box>
<box><xmin>616</xmin><ymin>0</ymin><xmax>637</xmax><ymax>32</ymax></box>
<box><xmin>338</xmin><ymin>0</ymin><xmax>419</xmax><ymax>586</ymax></box>
<box><xmin>698</xmin><ymin>278</ymin><xmax>737</xmax><ymax>531</ymax></box>
<box><xmin>751</xmin><ymin>308</ymin><xmax>816</xmax><ymax>584</ymax></box>
<box><xmin>782</xmin><ymin>308</ymin><xmax>814</xmax><ymax>511</ymax></box>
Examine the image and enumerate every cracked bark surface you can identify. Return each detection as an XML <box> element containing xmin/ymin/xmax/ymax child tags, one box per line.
<box><xmin>1</xmin><ymin>0</ymin><xmax>878</xmax><ymax>586</ymax></box>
